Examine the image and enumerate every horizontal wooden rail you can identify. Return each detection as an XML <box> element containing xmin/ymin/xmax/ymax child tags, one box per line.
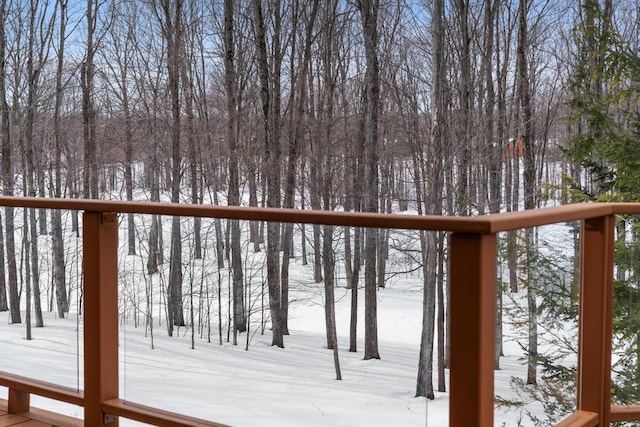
<box><xmin>0</xmin><ymin>196</ymin><xmax>493</xmax><ymax>233</ymax></box>
<box><xmin>555</xmin><ymin>410</ymin><xmax>598</xmax><ymax>427</ymax></box>
<box><xmin>102</xmin><ymin>399</ymin><xmax>229</xmax><ymax>427</ymax></box>
<box><xmin>0</xmin><ymin>195</ymin><xmax>633</xmax><ymax>233</ymax></box>
<box><xmin>610</xmin><ymin>405</ymin><xmax>640</xmax><ymax>422</ymax></box>
<box><xmin>0</xmin><ymin>372</ymin><xmax>84</xmax><ymax>406</ymax></box>
<box><xmin>0</xmin><ymin>399</ymin><xmax>83</xmax><ymax>427</ymax></box>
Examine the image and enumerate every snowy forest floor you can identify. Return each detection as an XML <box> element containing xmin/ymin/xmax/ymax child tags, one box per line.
<box><xmin>0</xmin><ymin>276</ymin><xmax>559</xmax><ymax>426</ymax></box>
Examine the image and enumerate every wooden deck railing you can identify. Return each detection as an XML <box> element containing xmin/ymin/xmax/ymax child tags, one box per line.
<box><xmin>0</xmin><ymin>196</ymin><xmax>638</xmax><ymax>426</ymax></box>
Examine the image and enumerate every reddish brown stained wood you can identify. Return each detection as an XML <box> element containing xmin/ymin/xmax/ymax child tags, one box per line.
<box><xmin>0</xmin><ymin>374</ymin><xmax>82</xmax><ymax>408</ymax></box>
<box><xmin>554</xmin><ymin>410</ymin><xmax>598</xmax><ymax>427</ymax></box>
<box><xmin>610</xmin><ymin>404</ymin><xmax>640</xmax><ymax>422</ymax></box>
<box><xmin>0</xmin><ymin>195</ymin><xmax>626</xmax><ymax>234</ymax></box>
<box><xmin>83</xmin><ymin>212</ymin><xmax>119</xmax><ymax>427</ymax></box>
<box><xmin>449</xmin><ymin>232</ymin><xmax>496</xmax><ymax>426</ymax></box>
<box><xmin>576</xmin><ymin>216</ymin><xmax>615</xmax><ymax>426</ymax></box>
<box><xmin>12</xmin><ymin>421</ymin><xmax>50</xmax><ymax>427</ymax></box>
<box><xmin>7</xmin><ymin>389</ymin><xmax>29</xmax><ymax>415</ymax></box>
<box><xmin>0</xmin><ymin>414</ymin><xmax>29</xmax><ymax>426</ymax></box>
<box><xmin>0</xmin><ymin>374</ymin><xmax>82</xmax><ymax>407</ymax></box>
<box><xmin>102</xmin><ymin>399</ymin><xmax>229</xmax><ymax>427</ymax></box>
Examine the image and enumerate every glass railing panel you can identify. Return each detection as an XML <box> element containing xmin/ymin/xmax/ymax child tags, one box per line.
<box><xmin>119</xmin><ymin>217</ymin><xmax>444</xmax><ymax>425</ymax></box>
<box><xmin>494</xmin><ymin>222</ymin><xmax>579</xmax><ymax>425</ymax></box>
<box><xmin>0</xmin><ymin>208</ymin><xmax>83</xmax><ymax>393</ymax></box>
<box><xmin>611</xmin><ymin>214</ymin><xmax>640</xmax><ymax>426</ymax></box>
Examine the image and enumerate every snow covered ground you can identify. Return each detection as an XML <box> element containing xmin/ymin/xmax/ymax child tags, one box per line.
<box><xmin>0</xmin><ymin>279</ymin><xmax>568</xmax><ymax>426</ymax></box>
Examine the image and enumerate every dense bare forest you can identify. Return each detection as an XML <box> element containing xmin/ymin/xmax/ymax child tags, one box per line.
<box><xmin>2</xmin><ymin>0</ymin><xmax>640</xmax><ymax>419</ymax></box>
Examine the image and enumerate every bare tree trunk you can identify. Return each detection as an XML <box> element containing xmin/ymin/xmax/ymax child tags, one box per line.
<box><xmin>323</xmin><ymin>225</ymin><xmax>336</xmax><ymax>349</ymax></box>
<box><xmin>343</xmin><ymin>159</ymin><xmax>357</xmax><ymax>355</ymax></box>
<box><xmin>377</xmin><ymin>162</ymin><xmax>391</xmax><ymax>289</ymax></box>
<box><xmin>4</xmin><ymin>206</ymin><xmax>18</xmax><ymax>324</ymax></box>
<box><xmin>247</xmin><ymin>163</ymin><xmax>261</xmax><ymax>251</ymax></box>
<box><xmin>252</xmin><ymin>0</ymin><xmax>283</xmax><ymax>348</ymax></box>
<box><xmin>180</xmin><ymin>6</ymin><xmax>202</xmax><ymax>261</ymax></box>
<box><xmin>280</xmin><ymin>1</ymin><xmax>298</xmax><ymax>338</ymax></box>
<box><xmin>147</xmin><ymin>162</ymin><xmax>161</xmax><ymax>276</ymax></box>
<box><xmin>52</xmin><ymin>0</ymin><xmax>68</xmax><ymax>318</ymax></box>
<box><xmin>413</xmin><ymin>140</ymin><xmax>440</xmax><ymax>399</ymax></box>
<box><xmin>416</xmin><ymin>0</ymin><xmax>445</xmax><ymax>397</ymax></box>
<box><xmin>300</xmin><ymin>173</ymin><xmax>308</xmax><ymax>266</ymax></box>
<box><xmin>350</xmin><ymin>225</ymin><xmax>361</xmax><ymax>353</ymax></box>
<box><xmin>344</xmin><ymin>227</ymin><xmax>353</xmax><ymax>288</ymax></box>
<box><xmin>82</xmin><ymin>0</ymin><xmax>99</xmax><ymax>199</ymax></box>
<box><xmin>323</xmin><ymin>224</ymin><xmax>342</xmax><ymax>380</ymax></box>
<box><xmin>122</xmin><ymin>53</ymin><xmax>135</xmax><ymax>256</ymax></box>
<box><xmin>358</xmin><ymin>0</ymin><xmax>380</xmax><ymax>361</ymax></box>
<box><xmin>309</xmin><ymin>158</ymin><xmax>323</xmax><ymax>283</ymax></box>
<box><xmin>0</xmin><ymin>210</ymin><xmax>6</xmax><ymax>312</ymax></box>
<box><xmin>37</xmin><ymin>163</ymin><xmax>46</xmax><ymax>235</ymax></box>
<box><xmin>24</xmin><ymin>213</ymin><xmax>32</xmax><ymax>339</ymax></box>
<box><xmin>125</xmin><ymin>136</ymin><xmax>135</xmax><ymax>257</ymax></box>
<box><xmin>28</xmin><ymin>206</ymin><xmax>43</xmax><ymax>327</ymax></box>
<box><xmin>349</xmin><ymin>94</ymin><xmax>363</xmax><ymax>353</ymax></box>
<box><xmin>455</xmin><ymin>0</ymin><xmax>472</xmax><ymax>217</ymax></box>
<box><xmin>416</xmin><ymin>230</ymin><xmax>436</xmax><ymax>399</ymax></box>
<box><xmin>224</xmin><ymin>0</ymin><xmax>246</xmax><ymax>336</ymax></box>
<box><xmin>480</xmin><ymin>0</ymin><xmax>502</xmax><ymax>370</ymax></box>
<box><xmin>0</xmin><ymin>0</ymin><xmax>20</xmax><ymax>324</ymax></box>
<box><xmin>23</xmin><ymin>0</ymin><xmax>52</xmax><ymax>329</ymax></box>
<box><xmin>500</xmin><ymin>5</ymin><xmax>518</xmax><ymax>295</ymax></box>
<box><xmin>517</xmin><ymin>0</ymin><xmax>537</xmax><ymax>386</ymax></box>
<box><xmin>154</xmin><ymin>0</ymin><xmax>186</xmax><ymax>334</ymax></box>
<box><xmin>436</xmin><ymin>232</ymin><xmax>446</xmax><ymax>391</ymax></box>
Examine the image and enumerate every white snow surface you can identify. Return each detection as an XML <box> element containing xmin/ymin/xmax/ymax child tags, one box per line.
<box><xmin>0</xmin><ymin>282</ymin><xmax>565</xmax><ymax>426</ymax></box>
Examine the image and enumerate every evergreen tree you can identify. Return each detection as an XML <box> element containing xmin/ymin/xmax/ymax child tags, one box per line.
<box><xmin>543</xmin><ymin>1</ymin><xmax>640</xmax><ymax>420</ymax></box>
<box><xmin>565</xmin><ymin>0</ymin><xmax>619</xmax><ymax>198</ymax></box>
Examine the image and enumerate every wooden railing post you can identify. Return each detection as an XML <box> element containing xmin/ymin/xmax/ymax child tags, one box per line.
<box><xmin>7</xmin><ymin>388</ymin><xmax>29</xmax><ymax>413</ymax></box>
<box><xmin>577</xmin><ymin>215</ymin><xmax>615</xmax><ymax>426</ymax></box>
<box><xmin>449</xmin><ymin>232</ymin><xmax>497</xmax><ymax>426</ymax></box>
<box><xmin>83</xmin><ymin>212</ymin><xmax>119</xmax><ymax>426</ymax></box>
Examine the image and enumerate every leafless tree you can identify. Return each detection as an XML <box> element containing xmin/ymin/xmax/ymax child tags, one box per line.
<box><xmin>416</xmin><ymin>0</ymin><xmax>444</xmax><ymax>400</ymax></box>
<box><xmin>0</xmin><ymin>0</ymin><xmax>20</xmax><ymax>324</ymax></box>
<box><xmin>357</xmin><ymin>0</ymin><xmax>381</xmax><ymax>361</ymax></box>
<box><xmin>51</xmin><ymin>0</ymin><xmax>69</xmax><ymax>318</ymax></box>
<box><xmin>81</xmin><ymin>0</ymin><xmax>101</xmax><ymax>199</ymax></box>
<box><xmin>224</xmin><ymin>0</ymin><xmax>246</xmax><ymax>337</ymax></box>
<box><xmin>252</xmin><ymin>0</ymin><xmax>284</xmax><ymax>348</ymax></box>
<box><xmin>103</xmin><ymin>0</ymin><xmax>138</xmax><ymax>255</ymax></box>
<box><xmin>151</xmin><ymin>0</ymin><xmax>186</xmax><ymax>334</ymax></box>
<box><xmin>21</xmin><ymin>0</ymin><xmax>55</xmax><ymax>329</ymax></box>
<box><xmin>281</xmin><ymin>0</ymin><xmax>320</xmax><ymax>336</ymax></box>
<box><xmin>518</xmin><ymin>0</ymin><xmax>537</xmax><ymax>386</ymax></box>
